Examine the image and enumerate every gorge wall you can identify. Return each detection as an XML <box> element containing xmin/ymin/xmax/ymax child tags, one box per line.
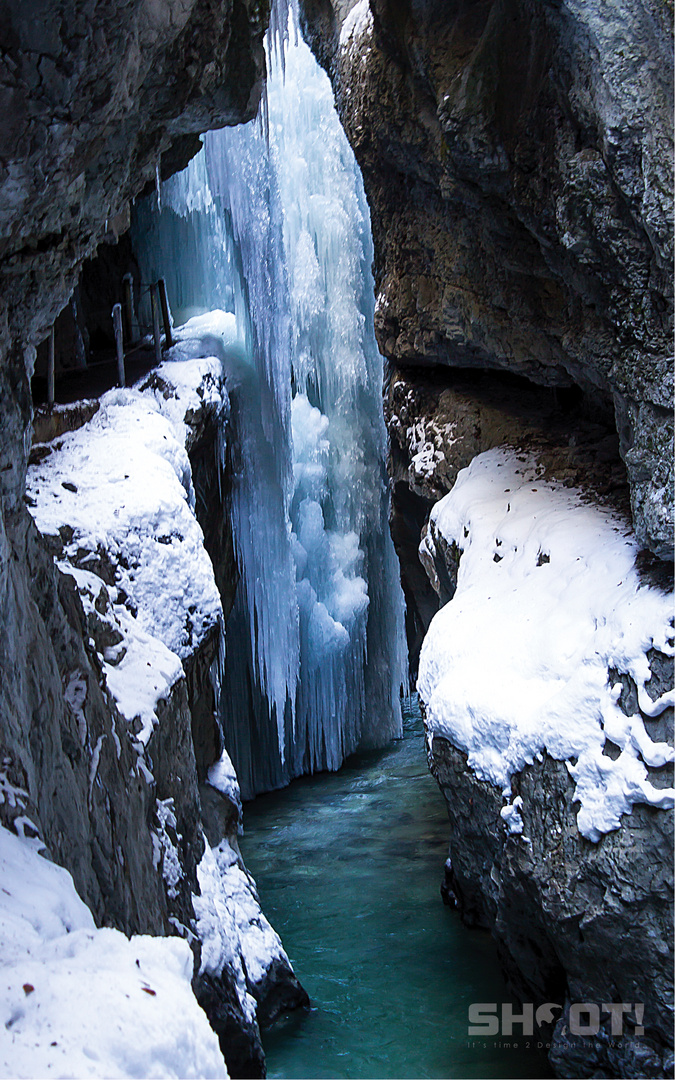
<box><xmin>298</xmin><ymin>2</ymin><xmax>674</xmax><ymax>1077</ymax></box>
<box><xmin>0</xmin><ymin>3</ymin><xmax>311</xmax><ymax>1075</ymax></box>
<box><xmin>0</xmin><ymin>0</ymin><xmax>264</xmax><ymax>894</ymax></box>
<box><xmin>300</xmin><ymin>0</ymin><xmax>674</xmax><ymax>562</ymax></box>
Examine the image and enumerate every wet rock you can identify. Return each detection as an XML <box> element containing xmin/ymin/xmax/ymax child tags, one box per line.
<box><xmin>195</xmin><ymin>970</ymin><xmax>267</xmax><ymax>1079</ymax></box>
<box><xmin>252</xmin><ymin>954</ymin><xmax>311</xmax><ymax>1028</ymax></box>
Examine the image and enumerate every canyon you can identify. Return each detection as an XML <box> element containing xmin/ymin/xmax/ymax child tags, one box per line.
<box><xmin>0</xmin><ymin>1</ymin><xmax>672</xmax><ymax>1078</ymax></box>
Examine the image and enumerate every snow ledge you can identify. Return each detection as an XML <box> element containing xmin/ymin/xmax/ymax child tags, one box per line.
<box><xmin>418</xmin><ymin>447</ymin><xmax>675</xmax><ymax>843</ymax></box>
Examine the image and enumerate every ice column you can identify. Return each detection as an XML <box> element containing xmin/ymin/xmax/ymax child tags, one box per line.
<box><xmin>132</xmin><ymin>7</ymin><xmax>407</xmax><ymax>798</ymax></box>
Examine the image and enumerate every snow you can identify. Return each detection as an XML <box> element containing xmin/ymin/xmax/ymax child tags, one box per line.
<box><xmin>26</xmin><ymin>348</ymin><xmax>228</xmax><ymax>748</ymax></box>
<box><xmin>101</xmin><ymin>606</ymin><xmax>185</xmax><ymax>747</ymax></box>
<box><xmin>339</xmin><ymin>0</ymin><xmax>373</xmax><ymax>50</ymax></box>
<box><xmin>0</xmin><ymin>823</ymin><xmax>227</xmax><ymax>1079</ymax></box>
<box><xmin>208</xmin><ymin>750</ymin><xmax>242</xmax><ymax>819</ymax></box>
<box><xmin>500</xmin><ymin>795</ymin><xmax>525</xmax><ymax>836</ymax></box>
<box><xmin>154</xmin><ymin>799</ymin><xmax>184</xmax><ymax>900</ymax></box>
<box><xmin>193</xmin><ymin>837</ymin><xmax>291</xmax><ymax>1014</ymax></box>
<box><xmin>407</xmin><ymin>417</ymin><xmax>456</xmax><ymax>488</ymax></box>
<box><xmin>28</xmin><ymin>363</ymin><xmax>224</xmax><ymax>660</ymax></box>
<box><xmin>418</xmin><ymin>447</ymin><xmax>675</xmax><ymax>843</ymax></box>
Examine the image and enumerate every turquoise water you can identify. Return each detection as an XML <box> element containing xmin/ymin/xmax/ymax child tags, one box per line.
<box><xmin>240</xmin><ymin>697</ymin><xmax>552</xmax><ymax>1079</ymax></box>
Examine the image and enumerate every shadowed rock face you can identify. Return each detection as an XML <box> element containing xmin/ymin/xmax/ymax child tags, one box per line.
<box><xmin>0</xmin><ymin>0</ymin><xmax>267</xmax><ymax>508</ymax></box>
<box><xmin>300</xmin><ymin>0</ymin><xmax>674</xmax><ymax>559</ymax></box>
<box><xmin>0</xmin><ymin>1</ymin><xmax>265</xmax><ymax>841</ymax></box>
<box><xmin>430</xmin><ymin>732</ymin><xmax>674</xmax><ymax>1080</ymax></box>
<box><xmin>0</xmin><ymin>4</ymin><xmax>274</xmax><ymax>1071</ymax></box>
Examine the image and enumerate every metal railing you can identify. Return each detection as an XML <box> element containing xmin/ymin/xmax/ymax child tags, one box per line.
<box><xmin>44</xmin><ymin>277</ymin><xmax>173</xmax><ymax>406</ymax></box>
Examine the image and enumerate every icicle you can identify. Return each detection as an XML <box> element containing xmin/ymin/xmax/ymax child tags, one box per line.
<box><xmin>256</xmin><ymin>78</ymin><xmax>270</xmax><ymax>145</ymax></box>
<box><xmin>210</xmin><ymin>615</ymin><xmax>227</xmax><ymax>720</ymax></box>
<box><xmin>155</xmin><ymin>161</ymin><xmax>162</xmax><ymax>211</ymax></box>
<box><xmin>267</xmin><ymin>0</ymin><xmax>291</xmax><ymax>81</ymax></box>
<box><xmin>131</xmin><ymin>0</ymin><xmax>408</xmax><ymax>799</ymax></box>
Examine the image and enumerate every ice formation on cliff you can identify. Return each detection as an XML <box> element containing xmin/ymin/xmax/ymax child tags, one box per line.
<box><xmin>133</xmin><ymin>8</ymin><xmax>407</xmax><ymax>798</ymax></box>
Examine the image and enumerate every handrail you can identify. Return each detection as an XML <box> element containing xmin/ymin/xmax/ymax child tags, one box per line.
<box><xmin>37</xmin><ymin>277</ymin><xmax>174</xmax><ymax>408</ymax></box>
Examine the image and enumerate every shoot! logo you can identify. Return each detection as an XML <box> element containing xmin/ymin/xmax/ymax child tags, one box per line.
<box><xmin>468</xmin><ymin>1002</ymin><xmax>645</xmax><ymax>1037</ymax></box>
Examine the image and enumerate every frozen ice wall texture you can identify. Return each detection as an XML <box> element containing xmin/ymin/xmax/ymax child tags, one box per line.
<box><xmin>134</xmin><ymin>14</ymin><xmax>407</xmax><ymax>798</ymax></box>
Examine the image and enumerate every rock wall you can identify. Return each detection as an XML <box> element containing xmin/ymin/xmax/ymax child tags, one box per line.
<box><xmin>430</xmin><ymin>734</ymin><xmax>673</xmax><ymax>1079</ymax></box>
<box><xmin>296</xmin><ymin>12</ymin><xmax>674</xmax><ymax>1071</ymax></box>
<box><xmin>0</xmin><ymin>0</ymin><xmax>265</xmax><ymax>807</ymax></box>
<box><xmin>396</xmin><ymin>402</ymin><xmax>673</xmax><ymax>1079</ymax></box>
<box><xmin>0</xmin><ymin>4</ymin><xmax>284</xmax><ymax>1069</ymax></box>
<box><xmin>299</xmin><ymin>0</ymin><xmax>674</xmax><ymax>559</ymax></box>
<box><xmin>20</xmin><ymin>355</ymin><xmax>308</xmax><ymax>1076</ymax></box>
<box><xmin>0</xmin><ymin>503</ymin><xmax>168</xmax><ymax>933</ymax></box>
<box><xmin>384</xmin><ymin>360</ymin><xmax>673</xmax><ymax>1077</ymax></box>
<box><xmin>0</xmin><ymin>3</ymin><xmax>266</xmax><ymax>895</ymax></box>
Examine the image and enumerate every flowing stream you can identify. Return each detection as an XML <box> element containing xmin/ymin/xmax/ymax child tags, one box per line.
<box><xmin>241</xmin><ymin>697</ymin><xmax>552</xmax><ymax>1079</ymax></box>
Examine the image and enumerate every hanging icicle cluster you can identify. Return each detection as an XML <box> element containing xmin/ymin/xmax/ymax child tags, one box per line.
<box><xmin>133</xmin><ymin>3</ymin><xmax>407</xmax><ymax>798</ymax></box>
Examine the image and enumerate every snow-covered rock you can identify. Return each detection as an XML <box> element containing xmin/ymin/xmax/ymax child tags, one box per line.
<box><xmin>27</xmin><ymin>348</ymin><xmax>229</xmax><ymax>747</ymax></box>
<box><xmin>17</xmin><ymin>316</ymin><xmax>308</xmax><ymax>1077</ymax></box>
<box><xmin>418</xmin><ymin>447</ymin><xmax>674</xmax><ymax>843</ymax></box>
<box><xmin>0</xmin><ymin>823</ymin><xmax>228</xmax><ymax>1080</ymax></box>
<box><xmin>418</xmin><ymin>445</ymin><xmax>674</xmax><ymax>1078</ymax></box>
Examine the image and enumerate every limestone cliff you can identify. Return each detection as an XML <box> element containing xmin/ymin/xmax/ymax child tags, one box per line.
<box><xmin>300</xmin><ymin>0</ymin><xmax>674</xmax><ymax>560</ymax></box>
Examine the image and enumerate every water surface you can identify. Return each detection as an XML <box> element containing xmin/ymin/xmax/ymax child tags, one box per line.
<box><xmin>241</xmin><ymin>697</ymin><xmax>552</xmax><ymax>1079</ymax></box>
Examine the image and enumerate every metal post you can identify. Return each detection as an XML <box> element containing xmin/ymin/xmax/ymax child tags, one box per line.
<box><xmin>112</xmin><ymin>303</ymin><xmax>125</xmax><ymax>387</ymax></box>
<box><xmin>47</xmin><ymin>325</ymin><xmax>55</xmax><ymax>407</ymax></box>
<box><xmin>150</xmin><ymin>283</ymin><xmax>162</xmax><ymax>366</ymax></box>
<box><xmin>157</xmin><ymin>278</ymin><xmax>173</xmax><ymax>348</ymax></box>
<box><xmin>122</xmin><ymin>273</ymin><xmax>136</xmax><ymax>343</ymax></box>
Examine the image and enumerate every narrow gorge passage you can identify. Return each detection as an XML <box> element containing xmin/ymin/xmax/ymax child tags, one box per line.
<box><xmin>241</xmin><ymin>696</ymin><xmax>552</xmax><ymax>1080</ymax></box>
<box><xmin>0</xmin><ymin>0</ymin><xmax>671</xmax><ymax>1075</ymax></box>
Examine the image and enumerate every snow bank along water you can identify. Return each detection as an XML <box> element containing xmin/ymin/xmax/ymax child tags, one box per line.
<box><xmin>0</xmin><ymin>822</ymin><xmax>228</xmax><ymax>1080</ymax></box>
<box><xmin>418</xmin><ymin>447</ymin><xmax>675</xmax><ymax>842</ymax></box>
<box><xmin>133</xmin><ymin>5</ymin><xmax>407</xmax><ymax>798</ymax></box>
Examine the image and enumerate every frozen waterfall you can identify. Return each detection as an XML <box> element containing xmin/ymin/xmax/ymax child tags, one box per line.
<box><xmin>132</xmin><ymin>9</ymin><xmax>408</xmax><ymax>798</ymax></box>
